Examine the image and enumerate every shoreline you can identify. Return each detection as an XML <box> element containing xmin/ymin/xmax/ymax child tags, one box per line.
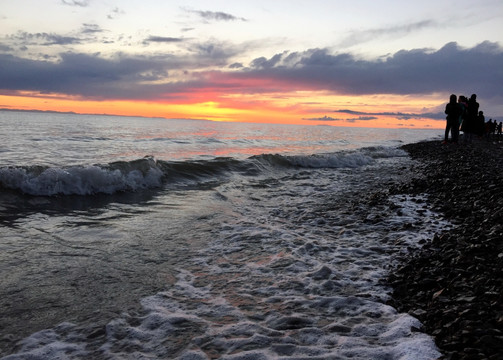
<box><xmin>386</xmin><ymin>138</ymin><xmax>503</xmax><ymax>359</ymax></box>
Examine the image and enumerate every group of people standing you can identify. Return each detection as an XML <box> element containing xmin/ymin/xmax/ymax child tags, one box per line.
<box><xmin>444</xmin><ymin>93</ymin><xmax>501</xmax><ymax>144</ymax></box>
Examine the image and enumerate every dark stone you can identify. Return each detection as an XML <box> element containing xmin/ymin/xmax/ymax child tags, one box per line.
<box><xmin>87</xmin><ymin>326</ymin><xmax>106</xmax><ymax>339</ymax></box>
<box><xmin>266</xmin><ymin>316</ymin><xmax>313</xmax><ymax>330</ymax></box>
<box><xmin>311</xmin><ymin>265</ymin><xmax>332</xmax><ymax>280</ymax></box>
<box><xmin>383</xmin><ymin>140</ymin><xmax>503</xmax><ymax>359</ymax></box>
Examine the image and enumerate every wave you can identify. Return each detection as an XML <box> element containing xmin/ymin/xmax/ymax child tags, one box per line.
<box><xmin>251</xmin><ymin>146</ymin><xmax>406</xmax><ymax>169</ymax></box>
<box><xmin>0</xmin><ymin>147</ymin><xmax>406</xmax><ymax>196</ymax></box>
<box><xmin>0</xmin><ymin>157</ymin><xmax>164</xmax><ymax>196</ymax></box>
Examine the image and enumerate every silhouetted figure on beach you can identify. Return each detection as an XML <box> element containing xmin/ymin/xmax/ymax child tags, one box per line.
<box><xmin>444</xmin><ymin>94</ymin><xmax>462</xmax><ymax>143</ymax></box>
<box><xmin>477</xmin><ymin>111</ymin><xmax>485</xmax><ymax>137</ymax></box>
<box><xmin>486</xmin><ymin>119</ymin><xmax>496</xmax><ymax>140</ymax></box>
<box><xmin>489</xmin><ymin>119</ymin><xmax>496</xmax><ymax>137</ymax></box>
<box><xmin>462</xmin><ymin>94</ymin><xmax>479</xmax><ymax>143</ymax></box>
<box><xmin>458</xmin><ymin>95</ymin><xmax>468</xmax><ymax>133</ymax></box>
<box><xmin>498</xmin><ymin>122</ymin><xmax>502</xmax><ymax>137</ymax></box>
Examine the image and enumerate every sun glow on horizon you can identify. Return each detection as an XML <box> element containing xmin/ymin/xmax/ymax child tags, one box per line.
<box><xmin>0</xmin><ymin>91</ymin><xmax>445</xmax><ymax>129</ymax></box>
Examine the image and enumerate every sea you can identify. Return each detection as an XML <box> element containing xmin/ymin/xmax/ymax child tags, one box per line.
<box><xmin>0</xmin><ymin>111</ymin><xmax>448</xmax><ymax>360</ymax></box>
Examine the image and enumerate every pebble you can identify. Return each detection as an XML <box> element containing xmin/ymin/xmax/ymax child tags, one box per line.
<box><xmin>383</xmin><ymin>139</ymin><xmax>503</xmax><ymax>360</ymax></box>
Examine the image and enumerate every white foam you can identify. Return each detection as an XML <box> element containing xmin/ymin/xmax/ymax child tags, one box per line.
<box><xmin>2</xmin><ymin>323</ymin><xmax>87</xmax><ymax>360</ymax></box>
<box><xmin>287</xmin><ymin>152</ymin><xmax>374</xmax><ymax>169</ymax></box>
<box><xmin>0</xmin><ymin>162</ymin><xmax>164</xmax><ymax>196</ymax></box>
<box><xmin>3</xmin><ymin>155</ymin><xmax>448</xmax><ymax>359</ymax></box>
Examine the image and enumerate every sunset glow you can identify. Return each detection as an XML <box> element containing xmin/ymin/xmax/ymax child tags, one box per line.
<box><xmin>1</xmin><ymin>1</ymin><xmax>502</xmax><ymax>128</ymax></box>
<box><xmin>0</xmin><ymin>90</ymin><xmax>448</xmax><ymax>129</ymax></box>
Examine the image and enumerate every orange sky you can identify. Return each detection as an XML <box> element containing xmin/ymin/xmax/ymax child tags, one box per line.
<box><xmin>0</xmin><ymin>90</ymin><xmax>445</xmax><ymax>129</ymax></box>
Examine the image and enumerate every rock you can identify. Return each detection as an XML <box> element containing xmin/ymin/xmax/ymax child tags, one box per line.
<box><xmin>311</xmin><ymin>265</ymin><xmax>332</xmax><ymax>280</ymax></box>
<box><xmin>267</xmin><ymin>316</ymin><xmax>313</xmax><ymax>330</ymax></box>
<box><xmin>410</xmin><ymin>309</ymin><xmax>427</xmax><ymax>317</ymax></box>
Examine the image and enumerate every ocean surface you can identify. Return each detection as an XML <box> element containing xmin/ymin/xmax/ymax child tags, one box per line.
<box><xmin>0</xmin><ymin>111</ymin><xmax>448</xmax><ymax>359</ymax></box>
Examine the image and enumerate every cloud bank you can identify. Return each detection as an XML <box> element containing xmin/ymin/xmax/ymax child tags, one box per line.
<box><xmin>240</xmin><ymin>42</ymin><xmax>503</xmax><ymax>99</ymax></box>
<box><xmin>304</xmin><ymin>115</ymin><xmax>380</xmax><ymax>123</ymax></box>
<box><xmin>144</xmin><ymin>36</ymin><xmax>185</xmax><ymax>44</ymax></box>
<box><xmin>8</xmin><ymin>31</ymin><xmax>81</xmax><ymax>46</ymax></box>
<box><xmin>0</xmin><ymin>38</ymin><xmax>502</xmax><ymax>114</ymax></box>
<box><xmin>330</xmin><ymin>109</ymin><xmax>445</xmax><ymax>122</ymax></box>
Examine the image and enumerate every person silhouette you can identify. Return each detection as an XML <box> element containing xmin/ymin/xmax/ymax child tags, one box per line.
<box><xmin>444</xmin><ymin>94</ymin><xmax>461</xmax><ymax>144</ymax></box>
<box><xmin>463</xmin><ymin>94</ymin><xmax>479</xmax><ymax>143</ymax></box>
<box><xmin>477</xmin><ymin>111</ymin><xmax>485</xmax><ymax>138</ymax></box>
<box><xmin>458</xmin><ymin>95</ymin><xmax>468</xmax><ymax>135</ymax></box>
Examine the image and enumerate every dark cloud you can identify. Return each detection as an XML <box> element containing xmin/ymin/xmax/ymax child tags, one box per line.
<box><xmin>144</xmin><ymin>36</ymin><xmax>184</xmax><ymax>44</ymax></box>
<box><xmin>243</xmin><ymin>41</ymin><xmax>503</xmax><ymax>101</ymax></box>
<box><xmin>334</xmin><ymin>109</ymin><xmax>444</xmax><ymax>121</ymax></box>
<box><xmin>81</xmin><ymin>24</ymin><xmax>104</xmax><ymax>34</ymax></box>
<box><xmin>4</xmin><ymin>25</ymin><xmax>109</xmax><ymax>51</ymax></box>
<box><xmin>250</xmin><ymin>53</ymin><xmax>284</xmax><ymax>69</ymax></box>
<box><xmin>303</xmin><ymin>115</ymin><xmax>379</xmax><ymax>122</ymax></box>
<box><xmin>3</xmin><ymin>26</ymin><xmax>108</xmax><ymax>50</ymax></box>
<box><xmin>0</xmin><ymin>48</ymin><xmax>238</xmax><ymax>100</ymax></box>
<box><xmin>229</xmin><ymin>62</ymin><xmax>244</xmax><ymax>69</ymax></box>
<box><xmin>303</xmin><ymin>116</ymin><xmax>338</xmax><ymax>121</ymax></box>
<box><xmin>188</xmin><ymin>9</ymin><xmax>247</xmax><ymax>22</ymax></box>
<box><xmin>349</xmin><ymin>116</ymin><xmax>379</xmax><ymax>121</ymax></box>
<box><xmin>0</xmin><ymin>52</ymin><xmax>174</xmax><ymax>99</ymax></box>
<box><xmin>0</xmin><ymin>41</ymin><xmax>502</xmax><ymax>116</ymax></box>
<box><xmin>8</xmin><ymin>31</ymin><xmax>81</xmax><ymax>46</ymax></box>
<box><xmin>61</xmin><ymin>0</ymin><xmax>89</xmax><ymax>7</ymax></box>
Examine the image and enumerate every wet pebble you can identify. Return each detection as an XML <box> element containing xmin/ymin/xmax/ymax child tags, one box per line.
<box><xmin>311</xmin><ymin>265</ymin><xmax>332</xmax><ymax>280</ymax></box>
<box><xmin>383</xmin><ymin>140</ymin><xmax>503</xmax><ymax>360</ymax></box>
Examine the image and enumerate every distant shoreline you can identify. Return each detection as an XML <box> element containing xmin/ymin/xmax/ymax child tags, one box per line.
<box><xmin>0</xmin><ymin>108</ymin><xmax>207</xmax><ymax>122</ymax></box>
<box><xmin>1</xmin><ymin>108</ymin><xmax>78</xmax><ymax>115</ymax></box>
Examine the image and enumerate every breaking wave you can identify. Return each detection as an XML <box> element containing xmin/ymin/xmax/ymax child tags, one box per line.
<box><xmin>0</xmin><ymin>147</ymin><xmax>406</xmax><ymax>196</ymax></box>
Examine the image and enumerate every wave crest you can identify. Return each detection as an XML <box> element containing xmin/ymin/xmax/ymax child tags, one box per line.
<box><xmin>0</xmin><ymin>157</ymin><xmax>163</xmax><ymax>196</ymax></box>
<box><xmin>0</xmin><ymin>147</ymin><xmax>406</xmax><ymax>196</ymax></box>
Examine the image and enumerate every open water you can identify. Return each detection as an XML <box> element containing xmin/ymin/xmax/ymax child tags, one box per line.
<box><xmin>0</xmin><ymin>111</ymin><xmax>447</xmax><ymax>359</ymax></box>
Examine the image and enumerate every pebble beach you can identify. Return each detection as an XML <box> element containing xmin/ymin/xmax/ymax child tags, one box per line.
<box><xmin>386</xmin><ymin>138</ymin><xmax>503</xmax><ymax>360</ymax></box>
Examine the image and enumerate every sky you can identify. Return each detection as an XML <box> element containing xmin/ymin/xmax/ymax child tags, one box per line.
<box><xmin>1</xmin><ymin>0</ymin><xmax>502</xmax><ymax>128</ymax></box>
